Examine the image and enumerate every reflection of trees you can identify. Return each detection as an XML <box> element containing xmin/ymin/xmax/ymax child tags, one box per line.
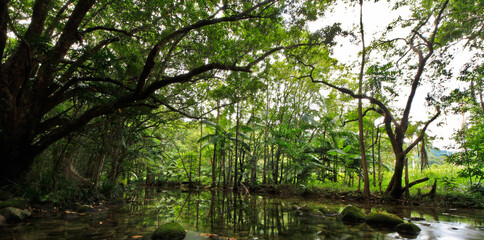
<box><xmin>143</xmin><ymin>190</ymin><xmax>484</xmax><ymax>239</ymax></box>
<box><xmin>166</xmin><ymin>190</ymin><xmax>381</xmax><ymax>239</ymax></box>
<box><xmin>171</xmin><ymin>190</ymin><xmax>299</xmax><ymax>238</ymax></box>
<box><xmin>167</xmin><ymin>190</ymin><xmax>332</xmax><ymax>239</ymax></box>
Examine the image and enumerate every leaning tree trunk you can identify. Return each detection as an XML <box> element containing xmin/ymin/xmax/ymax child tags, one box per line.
<box><xmin>385</xmin><ymin>151</ymin><xmax>406</xmax><ymax>199</ymax></box>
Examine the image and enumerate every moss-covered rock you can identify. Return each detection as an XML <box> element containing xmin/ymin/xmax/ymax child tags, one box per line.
<box><xmin>0</xmin><ymin>197</ymin><xmax>30</xmax><ymax>209</ymax></box>
<box><xmin>338</xmin><ymin>205</ymin><xmax>366</xmax><ymax>223</ymax></box>
<box><xmin>152</xmin><ymin>221</ymin><xmax>186</xmax><ymax>240</ymax></box>
<box><xmin>365</xmin><ymin>212</ymin><xmax>404</xmax><ymax>228</ymax></box>
<box><xmin>319</xmin><ymin>207</ymin><xmax>339</xmax><ymax>216</ymax></box>
<box><xmin>0</xmin><ymin>207</ymin><xmax>32</xmax><ymax>222</ymax></box>
<box><xmin>396</xmin><ymin>222</ymin><xmax>421</xmax><ymax>236</ymax></box>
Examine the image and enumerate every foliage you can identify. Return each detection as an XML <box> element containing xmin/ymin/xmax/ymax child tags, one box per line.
<box><xmin>445</xmin><ymin>63</ymin><xmax>484</xmax><ymax>188</ymax></box>
<box><xmin>0</xmin><ymin>0</ymin><xmax>482</xmax><ymax>206</ymax></box>
<box><xmin>0</xmin><ymin>0</ymin><xmax>339</xmax><ymax>184</ymax></box>
<box><xmin>437</xmin><ymin>191</ymin><xmax>484</xmax><ymax>208</ymax></box>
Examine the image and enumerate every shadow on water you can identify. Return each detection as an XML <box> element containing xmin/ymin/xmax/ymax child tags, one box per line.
<box><xmin>1</xmin><ymin>187</ymin><xmax>484</xmax><ymax>240</ymax></box>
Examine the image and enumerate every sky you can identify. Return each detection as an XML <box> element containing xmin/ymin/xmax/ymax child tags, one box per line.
<box><xmin>306</xmin><ymin>0</ymin><xmax>473</xmax><ymax>150</ymax></box>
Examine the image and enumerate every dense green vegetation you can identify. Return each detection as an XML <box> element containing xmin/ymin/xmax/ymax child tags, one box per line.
<box><xmin>0</xmin><ymin>0</ymin><xmax>482</xmax><ymax>207</ymax></box>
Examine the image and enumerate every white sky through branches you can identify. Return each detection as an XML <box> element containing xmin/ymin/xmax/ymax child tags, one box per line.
<box><xmin>307</xmin><ymin>0</ymin><xmax>471</xmax><ymax>150</ymax></box>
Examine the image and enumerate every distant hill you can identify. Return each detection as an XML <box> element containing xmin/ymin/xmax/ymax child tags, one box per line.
<box><xmin>412</xmin><ymin>148</ymin><xmax>453</xmax><ymax>165</ymax></box>
<box><xmin>430</xmin><ymin>148</ymin><xmax>454</xmax><ymax>157</ymax></box>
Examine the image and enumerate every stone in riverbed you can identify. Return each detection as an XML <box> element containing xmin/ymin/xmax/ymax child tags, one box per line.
<box><xmin>365</xmin><ymin>212</ymin><xmax>404</xmax><ymax>228</ymax></box>
<box><xmin>151</xmin><ymin>221</ymin><xmax>186</xmax><ymax>240</ymax></box>
<box><xmin>0</xmin><ymin>207</ymin><xmax>32</xmax><ymax>222</ymax></box>
<box><xmin>396</xmin><ymin>222</ymin><xmax>421</xmax><ymax>236</ymax></box>
<box><xmin>338</xmin><ymin>205</ymin><xmax>366</xmax><ymax>223</ymax></box>
<box><xmin>319</xmin><ymin>207</ymin><xmax>339</xmax><ymax>216</ymax></box>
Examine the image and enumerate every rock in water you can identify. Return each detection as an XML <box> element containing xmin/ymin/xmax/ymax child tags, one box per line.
<box><xmin>338</xmin><ymin>205</ymin><xmax>366</xmax><ymax>223</ymax></box>
<box><xmin>396</xmin><ymin>222</ymin><xmax>421</xmax><ymax>236</ymax></box>
<box><xmin>0</xmin><ymin>207</ymin><xmax>31</xmax><ymax>222</ymax></box>
<box><xmin>152</xmin><ymin>222</ymin><xmax>186</xmax><ymax>240</ymax></box>
<box><xmin>365</xmin><ymin>212</ymin><xmax>404</xmax><ymax>228</ymax></box>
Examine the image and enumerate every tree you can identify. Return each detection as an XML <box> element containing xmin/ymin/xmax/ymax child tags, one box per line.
<box><xmin>0</xmin><ymin>0</ymin><xmax>332</xmax><ymax>185</ymax></box>
<box><xmin>356</xmin><ymin>0</ymin><xmax>370</xmax><ymax>199</ymax></box>
<box><xmin>445</xmin><ymin>64</ymin><xmax>484</xmax><ymax>189</ymax></box>
<box><xmin>447</xmin><ymin>121</ymin><xmax>484</xmax><ymax>188</ymax></box>
<box><xmin>440</xmin><ymin>0</ymin><xmax>484</xmax><ymax>190</ymax></box>
<box><xmin>302</xmin><ymin>0</ymin><xmax>454</xmax><ymax>198</ymax></box>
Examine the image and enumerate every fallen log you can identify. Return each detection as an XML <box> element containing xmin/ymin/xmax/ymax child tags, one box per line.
<box><xmin>402</xmin><ymin>177</ymin><xmax>429</xmax><ymax>193</ymax></box>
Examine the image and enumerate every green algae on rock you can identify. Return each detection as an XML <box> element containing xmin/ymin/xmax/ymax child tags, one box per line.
<box><xmin>396</xmin><ymin>222</ymin><xmax>422</xmax><ymax>236</ymax></box>
<box><xmin>152</xmin><ymin>221</ymin><xmax>186</xmax><ymax>240</ymax></box>
<box><xmin>338</xmin><ymin>205</ymin><xmax>366</xmax><ymax>223</ymax></box>
<box><xmin>365</xmin><ymin>212</ymin><xmax>404</xmax><ymax>228</ymax></box>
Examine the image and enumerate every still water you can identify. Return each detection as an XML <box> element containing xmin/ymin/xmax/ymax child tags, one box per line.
<box><xmin>1</xmin><ymin>188</ymin><xmax>483</xmax><ymax>240</ymax></box>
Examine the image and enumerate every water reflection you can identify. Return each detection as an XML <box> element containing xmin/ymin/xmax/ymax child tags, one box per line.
<box><xmin>0</xmin><ymin>188</ymin><xmax>483</xmax><ymax>240</ymax></box>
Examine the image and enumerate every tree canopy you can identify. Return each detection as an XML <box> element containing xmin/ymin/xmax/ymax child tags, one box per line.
<box><xmin>0</xmin><ymin>0</ymin><xmax>482</xmax><ymax>202</ymax></box>
<box><xmin>0</xmin><ymin>0</ymin><xmax>338</xmax><ymax>183</ymax></box>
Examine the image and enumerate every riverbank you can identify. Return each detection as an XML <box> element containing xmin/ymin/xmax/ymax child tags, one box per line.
<box><xmin>246</xmin><ymin>184</ymin><xmax>484</xmax><ymax>209</ymax></box>
<box><xmin>166</xmin><ymin>182</ymin><xmax>484</xmax><ymax>209</ymax></box>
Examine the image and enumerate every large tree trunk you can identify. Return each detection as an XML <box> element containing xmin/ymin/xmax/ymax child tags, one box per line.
<box><xmin>385</xmin><ymin>151</ymin><xmax>406</xmax><ymax>198</ymax></box>
<box><xmin>0</xmin><ymin>131</ymin><xmax>40</xmax><ymax>184</ymax></box>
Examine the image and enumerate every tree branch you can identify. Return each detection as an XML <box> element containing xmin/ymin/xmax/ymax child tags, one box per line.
<box><xmin>133</xmin><ymin>0</ymin><xmax>277</xmax><ymax>97</ymax></box>
<box><xmin>23</xmin><ymin>0</ymin><xmax>51</xmax><ymax>42</ymax></box>
<box><xmin>343</xmin><ymin>107</ymin><xmax>383</xmax><ymax>126</ymax></box>
<box><xmin>82</xmin><ymin>26</ymin><xmax>141</xmax><ymax>38</ymax></box>
<box><xmin>34</xmin><ymin>42</ymin><xmax>290</xmax><ymax>153</ymax></box>
<box><xmin>149</xmin><ymin>97</ymin><xmax>203</xmax><ymax>120</ymax></box>
<box><xmin>400</xmin><ymin>0</ymin><xmax>449</xmax><ymax>134</ymax></box>
<box><xmin>3</xmin><ymin>0</ymin><xmax>50</xmax><ymax>94</ymax></box>
<box><xmin>36</xmin><ymin>0</ymin><xmax>96</xmax><ymax>91</ymax></box>
<box><xmin>404</xmin><ymin>106</ymin><xmax>441</xmax><ymax>155</ymax></box>
<box><xmin>80</xmin><ymin>0</ymin><xmax>115</xmax><ymax>29</ymax></box>
<box><xmin>402</xmin><ymin>177</ymin><xmax>429</xmax><ymax>192</ymax></box>
<box><xmin>313</xmin><ymin>78</ymin><xmax>400</xmax><ymax>146</ymax></box>
<box><xmin>43</xmin><ymin>0</ymin><xmax>75</xmax><ymax>38</ymax></box>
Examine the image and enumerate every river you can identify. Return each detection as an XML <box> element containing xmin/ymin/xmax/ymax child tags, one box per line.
<box><xmin>1</xmin><ymin>188</ymin><xmax>483</xmax><ymax>239</ymax></box>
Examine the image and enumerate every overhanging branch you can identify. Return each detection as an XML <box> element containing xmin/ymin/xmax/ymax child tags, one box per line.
<box><xmin>34</xmin><ymin>39</ymin><xmax>298</xmax><ymax>153</ymax></box>
<box><xmin>342</xmin><ymin>107</ymin><xmax>383</xmax><ymax>126</ymax></box>
<box><xmin>133</xmin><ymin>0</ymin><xmax>277</xmax><ymax>97</ymax></box>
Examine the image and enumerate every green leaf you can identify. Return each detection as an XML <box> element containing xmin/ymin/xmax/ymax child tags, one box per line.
<box><xmin>328</xmin><ymin>149</ymin><xmax>345</xmax><ymax>156</ymax></box>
